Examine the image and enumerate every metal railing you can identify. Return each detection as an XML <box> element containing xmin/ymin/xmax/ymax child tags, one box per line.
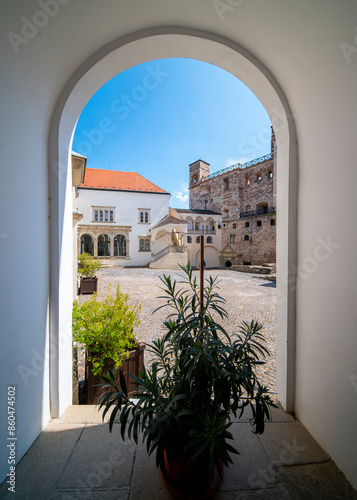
<box><xmin>200</xmin><ymin>153</ymin><xmax>272</xmax><ymax>182</ymax></box>
<box><xmin>187</xmin><ymin>229</ymin><xmax>216</xmax><ymax>235</ymax></box>
<box><xmin>240</xmin><ymin>207</ymin><xmax>276</xmax><ymax>218</ymax></box>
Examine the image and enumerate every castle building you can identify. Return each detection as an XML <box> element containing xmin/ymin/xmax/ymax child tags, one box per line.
<box><xmin>189</xmin><ymin>129</ymin><xmax>276</xmax><ymax>267</ymax></box>
<box><xmin>74</xmin><ymin>163</ymin><xmax>222</xmax><ymax>269</ymax></box>
<box><xmin>75</xmin><ymin>167</ymin><xmax>171</xmax><ymax>267</ymax></box>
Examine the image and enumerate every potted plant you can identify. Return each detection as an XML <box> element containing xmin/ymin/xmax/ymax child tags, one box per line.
<box><xmin>72</xmin><ymin>284</ymin><xmax>144</xmax><ymax>404</ymax></box>
<box><xmin>77</xmin><ymin>252</ymin><xmax>101</xmax><ymax>294</ymax></box>
<box><xmin>99</xmin><ymin>264</ymin><xmax>277</xmax><ymax>498</ymax></box>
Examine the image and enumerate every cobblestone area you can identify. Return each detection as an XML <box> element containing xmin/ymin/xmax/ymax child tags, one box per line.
<box><xmin>76</xmin><ymin>267</ymin><xmax>276</xmax><ymax>393</ymax></box>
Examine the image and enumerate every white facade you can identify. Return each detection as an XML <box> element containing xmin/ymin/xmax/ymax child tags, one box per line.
<box><xmin>1</xmin><ymin>0</ymin><xmax>357</xmax><ymax>489</ymax></box>
<box><xmin>177</xmin><ymin>210</ymin><xmax>222</xmax><ymax>269</ymax></box>
<box><xmin>76</xmin><ymin>187</ymin><xmax>170</xmax><ymax>267</ymax></box>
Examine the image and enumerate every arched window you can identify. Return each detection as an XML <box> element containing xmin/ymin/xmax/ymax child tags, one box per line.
<box><xmin>145</xmin><ymin>239</ymin><xmax>150</xmax><ymax>251</ymax></box>
<box><xmin>80</xmin><ymin>234</ymin><xmax>93</xmax><ymax>255</ymax></box>
<box><xmin>244</xmin><ymin>235</ymin><xmax>250</xmax><ymax>241</ymax></box>
<box><xmin>257</xmin><ymin>171</ymin><xmax>262</xmax><ymax>181</ymax></box>
<box><xmin>140</xmin><ymin>239</ymin><xmax>144</xmax><ymax>251</ymax></box>
<box><xmin>207</xmin><ymin>236</ymin><xmax>212</xmax><ymax>244</ymax></box>
<box><xmin>114</xmin><ymin>234</ymin><xmax>126</xmax><ymax>256</ymax></box>
<box><xmin>246</xmin><ymin>175</ymin><xmax>250</xmax><ymax>185</ymax></box>
<box><xmin>187</xmin><ymin>236</ymin><xmax>192</xmax><ymax>243</ymax></box>
<box><xmin>196</xmin><ymin>236</ymin><xmax>200</xmax><ymax>243</ymax></box>
<box><xmin>98</xmin><ymin>234</ymin><xmax>110</xmax><ymax>256</ymax></box>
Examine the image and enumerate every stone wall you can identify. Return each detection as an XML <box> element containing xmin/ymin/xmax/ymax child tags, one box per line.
<box><xmin>189</xmin><ymin>131</ymin><xmax>276</xmax><ymax>266</ymax></box>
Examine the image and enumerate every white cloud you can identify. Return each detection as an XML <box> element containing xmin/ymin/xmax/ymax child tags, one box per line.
<box><xmin>172</xmin><ymin>184</ymin><xmax>189</xmax><ymax>206</ymax></box>
<box><xmin>175</xmin><ymin>192</ymin><xmax>189</xmax><ymax>204</ymax></box>
<box><xmin>225</xmin><ymin>157</ymin><xmax>249</xmax><ymax>168</ymax></box>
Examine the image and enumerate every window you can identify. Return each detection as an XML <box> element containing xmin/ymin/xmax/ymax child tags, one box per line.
<box><xmin>268</xmin><ymin>169</ymin><xmax>273</xmax><ymax>179</ymax></box>
<box><xmin>257</xmin><ymin>220</ymin><xmax>262</xmax><ymax>227</ymax></box>
<box><xmin>245</xmin><ymin>222</ymin><xmax>250</xmax><ymax>228</ymax></box>
<box><xmin>229</xmin><ymin>234</ymin><xmax>236</xmax><ymax>243</ymax></box>
<box><xmin>232</xmin><ymin>223</ymin><xmax>236</xmax><ymax>229</ymax></box>
<box><xmin>246</xmin><ymin>205</ymin><xmax>251</xmax><ymax>211</ymax></box>
<box><xmin>207</xmin><ymin>236</ymin><xmax>212</xmax><ymax>244</ymax></box>
<box><xmin>98</xmin><ymin>234</ymin><xmax>110</xmax><ymax>256</ymax></box>
<box><xmin>93</xmin><ymin>208</ymin><xmax>114</xmax><ymax>222</ymax></box>
<box><xmin>271</xmin><ymin>219</ymin><xmax>276</xmax><ymax>226</ymax></box>
<box><xmin>244</xmin><ymin>235</ymin><xmax>250</xmax><ymax>241</ymax></box>
<box><xmin>246</xmin><ymin>175</ymin><xmax>250</xmax><ymax>186</ymax></box>
<box><xmin>114</xmin><ymin>234</ymin><xmax>126</xmax><ymax>256</ymax></box>
<box><xmin>139</xmin><ymin>210</ymin><xmax>150</xmax><ymax>223</ymax></box>
<box><xmin>223</xmin><ymin>178</ymin><xmax>229</xmax><ymax>191</ymax></box>
<box><xmin>139</xmin><ymin>238</ymin><xmax>150</xmax><ymax>252</ymax></box>
<box><xmin>187</xmin><ymin>236</ymin><xmax>192</xmax><ymax>243</ymax></box>
<box><xmin>196</xmin><ymin>236</ymin><xmax>200</xmax><ymax>243</ymax></box>
<box><xmin>80</xmin><ymin>234</ymin><xmax>94</xmax><ymax>255</ymax></box>
<box><xmin>257</xmin><ymin>172</ymin><xmax>262</xmax><ymax>181</ymax></box>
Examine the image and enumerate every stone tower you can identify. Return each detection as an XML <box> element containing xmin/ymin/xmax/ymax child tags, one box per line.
<box><xmin>189</xmin><ymin>160</ymin><xmax>210</xmax><ymax>209</ymax></box>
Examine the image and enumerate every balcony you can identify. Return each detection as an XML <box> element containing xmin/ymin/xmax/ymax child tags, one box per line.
<box><xmin>240</xmin><ymin>207</ymin><xmax>276</xmax><ymax>218</ymax></box>
<box><xmin>187</xmin><ymin>229</ymin><xmax>216</xmax><ymax>235</ymax></box>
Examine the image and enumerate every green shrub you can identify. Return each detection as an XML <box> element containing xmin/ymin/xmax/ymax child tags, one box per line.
<box><xmin>72</xmin><ymin>285</ymin><xmax>141</xmax><ymax>375</ymax></box>
<box><xmin>77</xmin><ymin>252</ymin><xmax>101</xmax><ymax>279</ymax></box>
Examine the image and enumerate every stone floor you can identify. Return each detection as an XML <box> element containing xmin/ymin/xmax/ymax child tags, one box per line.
<box><xmin>1</xmin><ymin>405</ymin><xmax>356</xmax><ymax>499</ymax></box>
<box><xmin>2</xmin><ymin>268</ymin><xmax>357</xmax><ymax>498</ymax></box>
<box><xmin>76</xmin><ymin>267</ymin><xmax>277</xmax><ymax>393</ymax></box>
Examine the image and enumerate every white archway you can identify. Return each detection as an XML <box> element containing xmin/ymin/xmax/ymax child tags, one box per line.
<box><xmin>49</xmin><ymin>27</ymin><xmax>297</xmax><ymax>417</ymax></box>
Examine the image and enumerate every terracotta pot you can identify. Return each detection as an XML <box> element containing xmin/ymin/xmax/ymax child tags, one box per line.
<box><xmin>85</xmin><ymin>342</ymin><xmax>145</xmax><ymax>405</ymax></box>
<box><xmin>160</xmin><ymin>450</ymin><xmax>224</xmax><ymax>499</ymax></box>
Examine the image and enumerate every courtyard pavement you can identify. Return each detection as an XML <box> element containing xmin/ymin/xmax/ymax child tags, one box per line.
<box><xmin>77</xmin><ymin>267</ymin><xmax>277</xmax><ymax>393</ymax></box>
<box><xmin>2</xmin><ymin>268</ymin><xmax>357</xmax><ymax>498</ymax></box>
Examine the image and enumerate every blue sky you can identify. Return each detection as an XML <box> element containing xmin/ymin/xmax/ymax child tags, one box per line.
<box><xmin>72</xmin><ymin>58</ymin><xmax>271</xmax><ymax>207</ymax></box>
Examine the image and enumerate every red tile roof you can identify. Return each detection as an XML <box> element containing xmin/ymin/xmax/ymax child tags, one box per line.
<box><xmin>79</xmin><ymin>168</ymin><xmax>168</xmax><ymax>194</ymax></box>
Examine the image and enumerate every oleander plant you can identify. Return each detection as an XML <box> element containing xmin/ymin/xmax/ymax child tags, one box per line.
<box><xmin>99</xmin><ymin>264</ymin><xmax>277</xmax><ymax>497</ymax></box>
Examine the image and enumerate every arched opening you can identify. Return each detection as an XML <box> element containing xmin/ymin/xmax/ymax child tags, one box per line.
<box><xmin>98</xmin><ymin>234</ymin><xmax>110</xmax><ymax>257</ymax></box>
<box><xmin>49</xmin><ymin>28</ymin><xmax>297</xmax><ymax>417</ymax></box>
<box><xmin>225</xmin><ymin>260</ymin><xmax>232</xmax><ymax>268</ymax></box>
<box><xmin>80</xmin><ymin>234</ymin><xmax>94</xmax><ymax>255</ymax></box>
<box><xmin>114</xmin><ymin>234</ymin><xmax>126</xmax><ymax>257</ymax></box>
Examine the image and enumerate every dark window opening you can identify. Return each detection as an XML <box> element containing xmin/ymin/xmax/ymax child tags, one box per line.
<box><xmin>80</xmin><ymin>234</ymin><xmax>94</xmax><ymax>255</ymax></box>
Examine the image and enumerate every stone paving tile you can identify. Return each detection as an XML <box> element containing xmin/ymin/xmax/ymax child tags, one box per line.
<box><xmin>76</xmin><ymin>268</ymin><xmax>276</xmax><ymax>392</ymax></box>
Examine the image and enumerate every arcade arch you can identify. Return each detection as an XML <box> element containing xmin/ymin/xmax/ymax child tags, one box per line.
<box><xmin>49</xmin><ymin>28</ymin><xmax>297</xmax><ymax>416</ymax></box>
